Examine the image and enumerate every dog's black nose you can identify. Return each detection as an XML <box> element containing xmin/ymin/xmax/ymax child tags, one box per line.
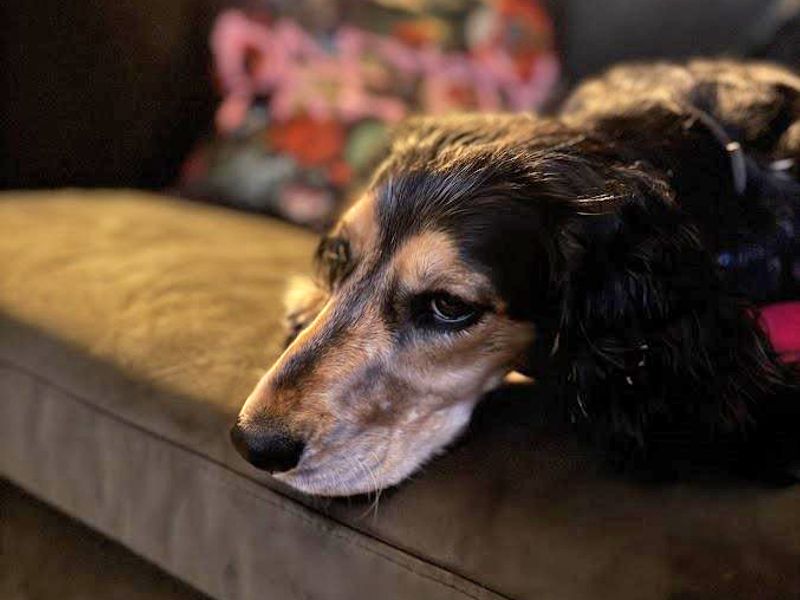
<box><xmin>230</xmin><ymin>421</ymin><xmax>305</xmax><ymax>473</ymax></box>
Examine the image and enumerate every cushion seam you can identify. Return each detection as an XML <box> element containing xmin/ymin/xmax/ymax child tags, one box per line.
<box><xmin>0</xmin><ymin>357</ymin><xmax>510</xmax><ymax>600</ymax></box>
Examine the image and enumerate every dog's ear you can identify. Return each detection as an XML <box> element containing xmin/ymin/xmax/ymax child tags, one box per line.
<box><xmin>530</xmin><ymin>167</ymin><xmax>800</xmax><ymax>480</ymax></box>
<box><xmin>283</xmin><ymin>276</ymin><xmax>328</xmax><ymax>347</ymax></box>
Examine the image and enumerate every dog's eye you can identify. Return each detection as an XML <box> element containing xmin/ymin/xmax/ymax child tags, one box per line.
<box><xmin>316</xmin><ymin>236</ymin><xmax>352</xmax><ymax>287</ymax></box>
<box><xmin>430</xmin><ymin>293</ymin><xmax>477</xmax><ymax>325</ymax></box>
<box><xmin>410</xmin><ymin>292</ymin><xmax>484</xmax><ymax>332</ymax></box>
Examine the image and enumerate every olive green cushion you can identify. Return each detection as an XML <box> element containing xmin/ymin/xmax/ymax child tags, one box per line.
<box><xmin>1</xmin><ymin>190</ymin><xmax>799</xmax><ymax>600</ymax></box>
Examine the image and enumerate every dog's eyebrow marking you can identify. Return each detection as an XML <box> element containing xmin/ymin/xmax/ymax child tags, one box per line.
<box><xmin>391</xmin><ymin>230</ymin><xmax>496</xmax><ymax>303</ymax></box>
<box><xmin>340</xmin><ymin>192</ymin><xmax>378</xmax><ymax>255</ymax></box>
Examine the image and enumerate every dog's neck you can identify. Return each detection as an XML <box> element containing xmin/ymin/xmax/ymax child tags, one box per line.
<box><xmin>583</xmin><ymin>102</ymin><xmax>800</xmax><ymax>303</ymax></box>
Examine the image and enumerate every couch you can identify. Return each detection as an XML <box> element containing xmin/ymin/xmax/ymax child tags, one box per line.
<box><xmin>2</xmin><ymin>189</ymin><xmax>800</xmax><ymax>600</ymax></box>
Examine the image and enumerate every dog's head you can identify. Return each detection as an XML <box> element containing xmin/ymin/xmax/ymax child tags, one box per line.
<box><xmin>231</xmin><ymin>113</ymin><xmax>654</xmax><ymax>495</ymax></box>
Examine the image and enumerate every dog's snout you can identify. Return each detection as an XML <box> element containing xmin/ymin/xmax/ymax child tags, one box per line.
<box><xmin>230</xmin><ymin>421</ymin><xmax>305</xmax><ymax>473</ymax></box>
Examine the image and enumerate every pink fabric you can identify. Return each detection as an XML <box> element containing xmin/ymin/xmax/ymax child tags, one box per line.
<box><xmin>209</xmin><ymin>8</ymin><xmax>560</xmax><ymax>134</ymax></box>
<box><xmin>759</xmin><ymin>302</ymin><xmax>800</xmax><ymax>363</ymax></box>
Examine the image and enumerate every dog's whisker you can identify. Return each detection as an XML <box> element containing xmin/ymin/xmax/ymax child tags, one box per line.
<box><xmin>363</xmin><ymin>450</ymin><xmax>385</xmax><ymax>520</ymax></box>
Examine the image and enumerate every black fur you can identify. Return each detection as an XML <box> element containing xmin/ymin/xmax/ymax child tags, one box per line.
<box><xmin>372</xmin><ymin>60</ymin><xmax>800</xmax><ymax>482</ymax></box>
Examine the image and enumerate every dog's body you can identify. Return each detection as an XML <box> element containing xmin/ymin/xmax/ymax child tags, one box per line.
<box><xmin>233</xmin><ymin>60</ymin><xmax>800</xmax><ymax>495</ymax></box>
<box><xmin>563</xmin><ymin>60</ymin><xmax>800</xmax><ymax>303</ymax></box>
<box><xmin>539</xmin><ymin>60</ymin><xmax>800</xmax><ymax>479</ymax></box>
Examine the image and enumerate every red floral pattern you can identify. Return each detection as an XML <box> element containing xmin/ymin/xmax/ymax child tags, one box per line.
<box><xmin>180</xmin><ymin>0</ymin><xmax>559</xmax><ymax>229</ymax></box>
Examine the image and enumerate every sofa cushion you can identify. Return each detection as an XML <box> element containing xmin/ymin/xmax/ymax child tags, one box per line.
<box><xmin>1</xmin><ymin>190</ymin><xmax>799</xmax><ymax>600</ymax></box>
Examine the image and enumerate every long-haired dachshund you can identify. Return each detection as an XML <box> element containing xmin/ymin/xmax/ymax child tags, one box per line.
<box><xmin>232</xmin><ymin>60</ymin><xmax>800</xmax><ymax>496</ymax></box>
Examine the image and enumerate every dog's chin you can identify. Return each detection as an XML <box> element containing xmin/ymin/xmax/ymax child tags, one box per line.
<box><xmin>274</xmin><ymin>400</ymin><xmax>478</xmax><ymax>497</ymax></box>
<box><xmin>274</xmin><ymin>463</ymin><xmax>409</xmax><ymax>497</ymax></box>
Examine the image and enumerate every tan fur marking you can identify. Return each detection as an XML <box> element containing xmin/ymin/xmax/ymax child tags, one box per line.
<box><xmin>239</xmin><ymin>224</ymin><xmax>536</xmax><ymax>496</ymax></box>
<box><xmin>338</xmin><ymin>192</ymin><xmax>377</xmax><ymax>260</ymax></box>
<box><xmin>392</xmin><ymin>231</ymin><xmax>495</xmax><ymax>302</ymax></box>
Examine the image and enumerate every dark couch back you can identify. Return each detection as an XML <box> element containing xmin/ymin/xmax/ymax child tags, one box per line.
<box><xmin>0</xmin><ymin>0</ymin><xmax>222</xmax><ymax>189</ymax></box>
<box><xmin>0</xmin><ymin>0</ymin><xmax>784</xmax><ymax>190</ymax></box>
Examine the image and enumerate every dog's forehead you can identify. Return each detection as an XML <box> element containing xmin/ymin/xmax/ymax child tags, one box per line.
<box><xmin>336</xmin><ymin>189</ymin><xmax>494</xmax><ymax>299</ymax></box>
<box><xmin>339</xmin><ymin>186</ymin><xmax>450</xmax><ymax>261</ymax></box>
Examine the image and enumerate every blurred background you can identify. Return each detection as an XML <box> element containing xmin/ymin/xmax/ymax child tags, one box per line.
<box><xmin>2</xmin><ymin>0</ymin><xmax>800</xmax><ymax>229</ymax></box>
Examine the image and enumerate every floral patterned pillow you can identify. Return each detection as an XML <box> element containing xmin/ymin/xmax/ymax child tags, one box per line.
<box><xmin>179</xmin><ymin>0</ymin><xmax>559</xmax><ymax>229</ymax></box>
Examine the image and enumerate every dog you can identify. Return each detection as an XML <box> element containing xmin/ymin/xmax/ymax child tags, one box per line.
<box><xmin>231</xmin><ymin>60</ymin><xmax>800</xmax><ymax>496</ymax></box>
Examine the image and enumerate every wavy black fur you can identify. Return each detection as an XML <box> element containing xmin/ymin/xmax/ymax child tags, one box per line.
<box><xmin>371</xmin><ymin>60</ymin><xmax>800</xmax><ymax>482</ymax></box>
